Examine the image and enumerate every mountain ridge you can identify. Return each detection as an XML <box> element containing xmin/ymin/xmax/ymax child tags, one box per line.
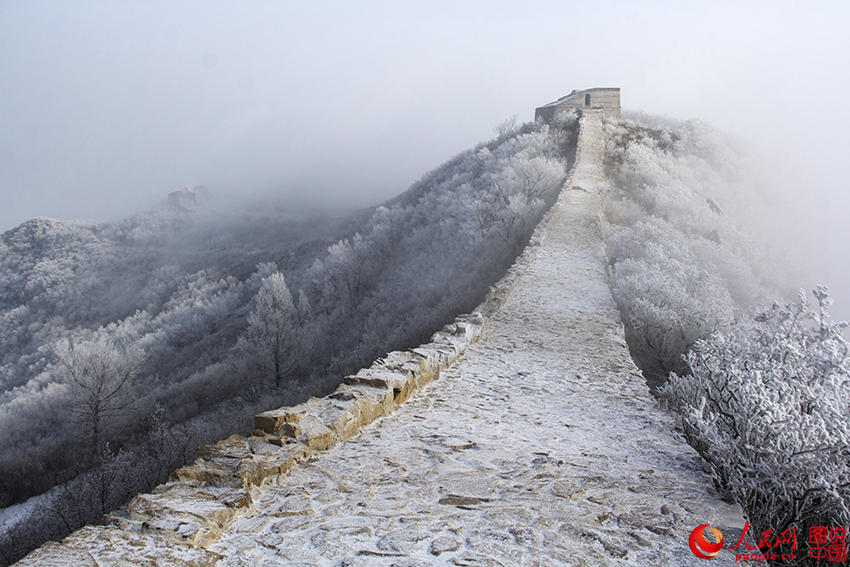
<box><xmin>12</xmin><ymin>106</ymin><xmax>745</xmax><ymax>566</ymax></box>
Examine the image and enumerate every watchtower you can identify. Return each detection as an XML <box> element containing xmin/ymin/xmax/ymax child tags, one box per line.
<box><xmin>534</xmin><ymin>87</ymin><xmax>621</xmax><ymax>122</ymax></box>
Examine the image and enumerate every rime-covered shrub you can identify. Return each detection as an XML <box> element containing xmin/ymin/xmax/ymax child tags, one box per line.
<box><xmin>603</xmin><ymin>114</ymin><xmax>769</xmax><ymax>385</ymax></box>
<box><xmin>603</xmin><ymin>112</ymin><xmax>849</xmax><ymax>564</ymax></box>
<box><xmin>662</xmin><ymin>288</ymin><xmax>850</xmax><ymax>564</ymax></box>
<box><xmin>605</xmin><ymin>113</ymin><xmax>850</xmax><ymax>563</ymax></box>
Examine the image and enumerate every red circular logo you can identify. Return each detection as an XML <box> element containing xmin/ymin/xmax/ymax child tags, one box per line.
<box><xmin>689</xmin><ymin>524</ymin><xmax>724</xmax><ymax>559</ymax></box>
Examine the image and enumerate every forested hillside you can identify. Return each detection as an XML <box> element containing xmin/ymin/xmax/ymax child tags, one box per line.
<box><xmin>604</xmin><ymin>113</ymin><xmax>850</xmax><ymax>565</ymax></box>
<box><xmin>0</xmin><ymin>117</ymin><xmax>577</xmax><ymax>565</ymax></box>
<box><xmin>603</xmin><ymin>113</ymin><xmax>773</xmax><ymax>386</ymax></box>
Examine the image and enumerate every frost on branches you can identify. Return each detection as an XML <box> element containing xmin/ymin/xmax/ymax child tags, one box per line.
<box><xmin>663</xmin><ymin>288</ymin><xmax>850</xmax><ymax>563</ymax></box>
<box><xmin>602</xmin><ymin>114</ymin><xmax>769</xmax><ymax>387</ymax></box>
<box><xmin>603</xmin><ymin>113</ymin><xmax>849</xmax><ymax>564</ymax></box>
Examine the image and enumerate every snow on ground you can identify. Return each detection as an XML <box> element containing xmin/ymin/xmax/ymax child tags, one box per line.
<box><xmin>14</xmin><ymin>111</ymin><xmax>743</xmax><ymax>566</ymax></box>
<box><xmin>204</xmin><ymin>112</ymin><xmax>743</xmax><ymax>565</ymax></box>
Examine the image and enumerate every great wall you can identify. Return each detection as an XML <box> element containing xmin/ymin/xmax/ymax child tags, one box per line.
<box><xmin>16</xmin><ymin>90</ymin><xmax>745</xmax><ymax>566</ymax></box>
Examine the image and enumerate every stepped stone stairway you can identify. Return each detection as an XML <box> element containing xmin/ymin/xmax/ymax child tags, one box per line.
<box><xmin>17</xmin><ymin>111</ymin><xmax>742</xmax><ymax>566</ymax></box>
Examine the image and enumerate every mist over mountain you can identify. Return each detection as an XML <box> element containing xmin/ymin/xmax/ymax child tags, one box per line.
<box><xmin>0</xmin><ymin>117</ymin><xmax>576</xmax><ymax>564</ymax></box>
<box><xmin>3</xmin><ymin>93</ymin><xmax>848</xmax><ymax>564</ymax></box>
<box><xmin>3</xmin><ymin>1</ymin><xmax>849</xmax><ymax>564</ymax></box>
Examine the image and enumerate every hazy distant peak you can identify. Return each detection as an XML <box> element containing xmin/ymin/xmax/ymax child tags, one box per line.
<box><xmin>167</xmin><ymin>185</ymin><xmax>209</xmax><ymax>212</ymax></box>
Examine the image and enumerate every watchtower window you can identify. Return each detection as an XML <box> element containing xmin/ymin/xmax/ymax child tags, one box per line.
<box><xmin>585</xmin><ymin>93</ymin><xmax>591</xmax><ymax>106</ymax></box>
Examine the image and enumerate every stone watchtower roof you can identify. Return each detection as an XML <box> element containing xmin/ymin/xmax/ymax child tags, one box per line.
<box><xmin>535</xmin><ymin>87</ymin><xmax>621</xmax><ymax>122</ymax></box>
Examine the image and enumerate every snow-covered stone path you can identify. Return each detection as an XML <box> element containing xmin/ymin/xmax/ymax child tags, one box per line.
<box><xmin>15</xmin><ymin>111</ymin><xmax>743</xmax><ymax>566</ymax></box>
<box><xmin>203</xmin><ymin>112</ymin><xmax>743</xmax><ymax>565</ymax></box>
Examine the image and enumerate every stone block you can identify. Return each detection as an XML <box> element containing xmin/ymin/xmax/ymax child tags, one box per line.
<box><xmin>295</xmin><ymin>415</ymin><xmax>337</xmax><ymax>451</ymax></box>
<box><xmin>254</xmin><ymin>398</ymin><xmax>316</xmax><ymax>434</ymax></box>
<box><xmin>332</xmin><ymin>382</ymin><xmax>394</xmax><ymax>417</ymax></box>
<box><xmin>124</xmin><ymin>484</ymin><xmax>248</xmax><ymax>546</ymax></box>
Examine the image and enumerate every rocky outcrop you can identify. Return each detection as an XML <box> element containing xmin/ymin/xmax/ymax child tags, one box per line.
<box><xmin>167</xmin><ymin>185</ymin><xmax>209</xmax><ymax>211</ymax></box>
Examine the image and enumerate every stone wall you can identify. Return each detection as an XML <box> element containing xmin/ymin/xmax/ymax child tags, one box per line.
<box><xmin>15</xmin><ymin>132</ymin><xmax>572</xmax><ymax>565</ymax></box>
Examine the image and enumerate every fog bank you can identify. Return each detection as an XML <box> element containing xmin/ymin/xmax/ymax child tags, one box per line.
<box><xmin>1</xmin><ymin>0</ymin><xmax>848</xmax><ymax>313</ymax></box>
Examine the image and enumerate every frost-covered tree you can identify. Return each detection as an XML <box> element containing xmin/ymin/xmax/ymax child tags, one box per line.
<box><xmin>53</xmin><ymin>332</ymin><xmax>140</xmax><ymax>459</ymax></box>
<box><xmin>247</xmin><ymin>270</ymin><xmax>296</xmax><ymax>387</ymax></box>
<box><xmin>292</xmin><ymin>289</ymin><xmax>315</xmax><ymax>378</ymax></box>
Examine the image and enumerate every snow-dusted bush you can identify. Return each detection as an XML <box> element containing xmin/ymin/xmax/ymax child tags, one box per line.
<box><xmin>603</xmin><ymin>115</ymin><xmax>769</xmax><ymax>385</ymax></box>
<box><xmin>663</xmin><ymin>288</ymin><xmax>850</xmax><ymax>564</ymax></box>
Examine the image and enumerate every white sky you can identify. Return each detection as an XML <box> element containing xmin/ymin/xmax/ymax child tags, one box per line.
<box><xmin>1</xmin><ymin>0</ymin><xmax>849</xmax><ymax>311</ymax></box>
